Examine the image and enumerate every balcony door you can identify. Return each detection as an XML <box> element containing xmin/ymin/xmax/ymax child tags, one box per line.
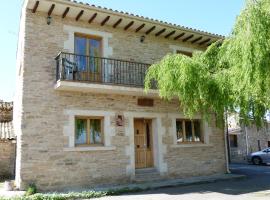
<box><xmin>74</xmin><ymin>34</ymin><xmax>102</xmax><ymax>82</ymax></box>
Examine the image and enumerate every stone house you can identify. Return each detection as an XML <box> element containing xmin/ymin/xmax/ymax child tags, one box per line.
<box><xmin>228</xmin><ymin>114</ymin><xmax>270</xmax><ymax>163</ymax></box>
<box><xmin>14</xmin><ymin>0</ymin><xmax>227</xmax><ymax>191</ymax></box>
<box><xmin>0</xmin><ymin>101</ymin><xmax>16</xmax><ymax>179</ymax></box>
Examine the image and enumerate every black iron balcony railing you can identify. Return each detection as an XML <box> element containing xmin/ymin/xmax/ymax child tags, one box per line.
<box><xmin>55</xmin><ymin>52</ymin><xmax>153</xmax><ymax>88</ymax></box>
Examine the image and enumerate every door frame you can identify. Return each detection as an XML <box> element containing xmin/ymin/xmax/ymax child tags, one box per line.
<box><xmin>124</xmin><ymin>112</ymin><xmax>168</xmax><ymax>178</ymax></box>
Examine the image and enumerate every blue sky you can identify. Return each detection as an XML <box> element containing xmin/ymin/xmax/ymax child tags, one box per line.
<box><xmin>0</xmin><ymin>0</ymin><xmax>244</xmax><ymax>101</ymax></box>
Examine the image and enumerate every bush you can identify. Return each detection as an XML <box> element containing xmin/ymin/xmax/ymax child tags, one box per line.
<box><xmin>26</xmin><ymin>184</ymin><xmax>37</xmax><ymax>196</ymax></box>
<box><xmin>0</xmin><ymin>186</ymin><xmax>145</xmax><ymax>200</ymax></box>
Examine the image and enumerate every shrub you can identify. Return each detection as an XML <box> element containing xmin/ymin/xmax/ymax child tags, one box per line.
<box><xmin>26</xmin><ymin>183</ymin><xmax>37</xmax><ymax>196</ymax></box>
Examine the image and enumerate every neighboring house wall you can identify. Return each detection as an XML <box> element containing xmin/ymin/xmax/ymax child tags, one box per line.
<box><xmin>228</xmin><ymin>114</ymin><xmax>270</xmax><ymax>162</ymax></box>
<box><xmin>14</xmin><ymin>6</ymin><xmax>226</xmax><ymax>191</ymax></box>
<box><xmin>0</xmin><ymin>140</ymin><xmax>16</xmax><ymax>179</ymax></box>
<box><xmin>0</xmin><ymin>102</ymin><xmax>16</xmax><ymax>179</ymax></box>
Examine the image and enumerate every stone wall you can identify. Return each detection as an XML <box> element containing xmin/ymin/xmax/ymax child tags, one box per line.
<box><xmin>230</xmin><ymin>124</ymin><xmax>270</xmax><ymax>163</ymax></box>
<box><xmin>0</xmin><ymin>140</ymin><xmax>16</xmax><ymax>179</ymax></box>
<box><xmin>14</xmin><ymin>9</ymin><xmax>226</xmax><ymax>191</ymax></box>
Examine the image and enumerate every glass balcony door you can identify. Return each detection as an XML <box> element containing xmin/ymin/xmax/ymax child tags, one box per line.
<box><xmin>74</xmin><ymin>34</ymin><xmax>102</xmax><ymax>82</ymax></box>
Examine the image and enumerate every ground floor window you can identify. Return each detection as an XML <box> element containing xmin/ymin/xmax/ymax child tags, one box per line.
<box><xmin>75</xmin><ymin>117</ymin><xmax>103</xmax><ymax>146</ymax></box>
<box><xmin>176</xmin><ymin>119</ymin><xmax>202</xmax><ymax>143</ymax></box>
<box><xmin>229</xmin><ymin>135</ymin><xmax>238</xmax><ymax>147</ymax></box>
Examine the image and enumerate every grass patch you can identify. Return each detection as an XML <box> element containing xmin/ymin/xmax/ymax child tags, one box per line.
<box><xmin>0</xmin><ymin>187</ymin><xmax>145</xmax><ymax>200</ymax></box>
<box><xmin>0</xmin><ymin>182</ymin><xmax>4</xmax><ymax>189</ymax></box>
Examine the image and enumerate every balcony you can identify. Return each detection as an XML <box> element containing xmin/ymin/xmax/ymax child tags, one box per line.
<box><xmin>54</xmin><ymin>52</ymin><xmax>158</xmax><ymax>96</ymax></box>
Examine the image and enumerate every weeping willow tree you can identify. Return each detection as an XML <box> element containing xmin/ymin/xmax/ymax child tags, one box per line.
<box><xmin>145</xmin><ymin>0</ymin><xmax>270</xmax><ymax>126</ymax></box>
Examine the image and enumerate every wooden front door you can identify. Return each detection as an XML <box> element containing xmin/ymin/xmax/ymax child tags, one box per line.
<box><xmin>134</xmin><ymin>119</ymin><xmax>153</xmax><ymax>169</ymax></box>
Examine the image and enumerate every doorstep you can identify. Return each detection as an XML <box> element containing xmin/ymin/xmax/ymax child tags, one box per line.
<box><xmin>94</xmin><ymin>173</ymin><xmax>246</xmax><ymax>192</ymax></box>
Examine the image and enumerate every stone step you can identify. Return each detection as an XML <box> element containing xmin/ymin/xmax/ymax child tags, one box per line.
<box><xmin>134</xmin><ymin>168</ymin><xmax>164</xmax><ymax>183</ymax></box>
<box><xmin>135</xmin><ymin>168</ymin><xmax>157</xmax><ymax>174</ymax></box>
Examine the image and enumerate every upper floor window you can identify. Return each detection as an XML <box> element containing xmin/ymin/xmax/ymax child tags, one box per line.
<box><xmin>176</xmin><ymin>50</ymin><xmax>192</xmax><ymax>57</ymax></box>
<box><xmin>74</xmin><ymin>34</ymin><xmax>102</xmax><ymax>81</ymax></box>
<box><xmin>176</xmin><ymin>119</ymin><xmax>202</xmax><ymax>143</ymax></box>
<box><xmin>75</xmin><ymin>116</ymin><xmax>104</xmax><ymax>146</ymax></box>
<box><xmin>74</xmin><ymin>34</ymin><xmax>102</xmax><ymax>71</ymax></box>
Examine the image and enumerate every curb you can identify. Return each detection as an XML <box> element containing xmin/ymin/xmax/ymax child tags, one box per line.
<box><xmin>95</xmin><ymin>173</ymin><xmax>247</xmax><ymax>192</ymax></box>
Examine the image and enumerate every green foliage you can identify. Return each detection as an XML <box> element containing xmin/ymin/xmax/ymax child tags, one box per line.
<box><xmin>0</xmin><ymin>187</ymin><xmax>145</xmax><ymax>200</ymax></box>
<box><xmin>145</xmin><ymin>0</ymin><xmax>270</xmax><ymax>126</ymax></box>
<box><xmin>26</xmin><ymin>184</ymin><xmax>37</xmax><ymax>196</ymax></box>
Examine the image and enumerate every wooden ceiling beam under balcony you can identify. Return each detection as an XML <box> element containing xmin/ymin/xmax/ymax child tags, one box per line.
<box><xmin>165</xmin><ymin>30</ymin><xmax>176</xmax><ymax>38</ymax></box>
<box><xmin>199</xmin><ymin>38</ymin><xmax>211</xmax><ymax>45</ymax></box>
<box><xmin>183</xmin><ymin>34</ymin><xmax>194</xmax><ymax>42</ymax></box>
<box><xmin>48</xmin><ymin>4</ymin><xmax>55</xmax><ymax>16</ymax></box>
<box><xmin>145</xmin><ymin>26</ymin><xmax>156</xmax><ymax>35</ymax></box>
<box><xmin>191</xmin><ymin>36</ymin><xmax>203</xmax><ymax>44</ymax></box>
<box><xmin>62</xmin><ymin>7</ymin><xmax>70</xmax><ymax>18</ymax></box>
<box><xmin>88</xmin><ymin>13</ymin><xmax>97</xmax><ymax>24</ymax></box>
<box><xmin>155</xmin><ymin>28</ymin><xmax>166</xmax><ymax>36</ymax></box>
<box><xmin>135</xmin><ymin>23</ymin><xmax>145</xmax><ymax>32</ymax></box>
<box><xmin>76</xmin><ymin>10</ymin><xmax>84</xmax><ymax>21</ymax></box>
<box><xmin>174</xmin><ymin>33</ymin><xmax>185</xmax><ymax>40</ymax></box>
<box><xmin>124</xmin><ymin>21</ymin><xmax>134</xmax><ymax>31</ymax></box>
<box><xmin>113</xmin><ymin>18</ymin><xmax>122</xmax><ymax>28</ymax></box>
<box><xmin>32</xmin><ymin>1</ymin><xmax>39</xmax><ymax>13</ymax></box>
<box><xmin>101</xmin><ymin>16</ymin><xmax>110</xmax><ymax>26</ymax></box>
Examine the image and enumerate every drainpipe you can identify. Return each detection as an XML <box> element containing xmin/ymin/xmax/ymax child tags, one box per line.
<box><xmin>245</xmin><ymin>126</ymin><xmax>249</xmax><ymax>156</ymax></box>
<box><xmin>224</xmin><ymin>111</ymin><xmax>231</xmax><ymax>173</ymax></box>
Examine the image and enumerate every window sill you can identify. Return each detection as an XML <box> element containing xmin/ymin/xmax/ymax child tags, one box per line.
<box><xmin>171</xmin><ymin>143</ymin><xmax>213</xmax><ymax>148</ymax></box>
<box><xmin>63</xmin><ymin>146</ymin><xmax>116</xmax><ymax>152</ymax></box>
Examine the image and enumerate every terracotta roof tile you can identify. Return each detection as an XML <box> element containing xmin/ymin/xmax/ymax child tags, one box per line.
<box><xmin>63</xmin><ymin>0</ymin><xmax>224</xmax><ymax>38</ymax></box>
<box><xmin>0</xmin><ymin>122</ymin><xmax>14</xmax><ymax>140</ymax></box>
<box><xmin>0</xmin><ymin>101</ymin><xmax>15</xmax><ymax>140</ymax></box>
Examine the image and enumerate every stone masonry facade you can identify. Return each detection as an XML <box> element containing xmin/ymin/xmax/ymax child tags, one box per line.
<box><xmin>229</xmin><ymin>123</ymin><xmax>270</xmax><ymax>163</ymax></box>
<box><xmin>0</xmin><ymin>101</ymin><xmax>16</xmax><ymax>179</ymax></box>
<box><xmin>0</xmin><ymin>140</ymin><xmax>16</xmax><ymax>179</ymax></box>
<box><xmin>14</xmin><ymin>5</ymin><xmax>226</xmax><ymax>191</ymax></box>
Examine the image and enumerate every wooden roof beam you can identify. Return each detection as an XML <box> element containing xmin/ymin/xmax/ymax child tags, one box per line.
<box><xmin>113</xmin><ymin>18</ymin><xmax>122</xmax><ymax>28</ymax></box>
<box><xmin>135</xmin><ymin>24</ymin><xmax>145</xmax><ymax>32</ymax></box>
<box><xmin>174</xmin><ymin>33</ymin><xmax>185</xmax><ymax>40</ymax></box>
<box><xmin>124</xmin><ymin>21</ymin><xmax>134</xmax><ymax>31</ymax></box>
<box><xmin>101</xmin><ymin>16</ymin><xmax>110</xmax><ymax>26</ymax></box>
<box><xmin>32</xmin><ymin>1</ymin><xmax>39</xmax><ymax>13</ymax></box>
<box><xmin>199</xmin><ymin>38</ymin><xmax>211</xmax><ymax>45</ymax></box>
<box><xmin>191</xmin><ymin>36</ymin><xmax>203</xmax><ymax>44</ymax></box>
<box><xmin>76</xmin><ymin>10</ymin><xmax>84</xmax><ymax>21</ymax></box>
<box><xmin>183</xmin><ymin>34</ymin><xmax>194</xmax><ymax>42</ymax></box>
<box><xmin>155</xmin><ymin>28</ymin><xmax>166</xmax><ymax>37</ymax></box>
<box><xmin>48</xmin><ymin>4</ymin><xmax>55</xmax><ymax>17</ymax></box>
<box><xmin>145</xmin><ymin>26</ymin><xmax>156</xmax><ymax>35</ymax></box>
<box><xmin>165</xmin><ymin>31</ymin><xmax>176</xmax><ymax>38</ymax></box>
<box><xmin>62</xmin><ymin>7</ymin><xmax>70</xmax><ymax>18</ymax></box>
<box><xmin>88</xmin><ymin>13</ymin><xmax>97</xmax><ymax>24</ymax></box>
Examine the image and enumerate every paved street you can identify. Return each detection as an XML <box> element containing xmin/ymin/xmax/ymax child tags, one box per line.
<box><xmin>94</xmin><ymin>164</ymin><xmax>270</xmax><ymax>200</ymax></box>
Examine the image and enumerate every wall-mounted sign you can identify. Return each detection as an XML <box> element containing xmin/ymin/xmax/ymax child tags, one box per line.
<box><xmin>116</xmin><ymin>115</ymin><xmax>124</xmax><ymax>126</ymax></box>
<box><xmin>137</xmin><ymin>98</ymin><xmax>154</xmax><ymax>107</ymax></box>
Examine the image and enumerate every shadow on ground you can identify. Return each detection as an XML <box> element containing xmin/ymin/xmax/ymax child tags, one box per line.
<box><xmin>122</xmin><ymin>164</ymin><xmax>270</xmax><ymax>197</ymax></box>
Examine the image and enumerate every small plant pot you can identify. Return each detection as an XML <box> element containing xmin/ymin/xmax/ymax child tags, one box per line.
<box><xmin>4</xmin><ymin>181</ymin><xmax>13</xmax><ymax>191</ymax></box>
